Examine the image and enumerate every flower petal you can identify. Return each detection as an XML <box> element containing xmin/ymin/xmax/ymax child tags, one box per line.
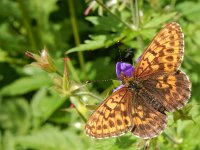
<box><xmin>113</xmin><ymin>85</ymin><xmax>125</xmax><ymax>92</ymax></box>
<box><xmin>116</xmin><ymin>62</ymin><xmax>134</xmax><ymax>80</ymax></box>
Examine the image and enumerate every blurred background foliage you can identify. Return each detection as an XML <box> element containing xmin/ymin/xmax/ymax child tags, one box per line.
<box><xmin>0</xmin><ymin>0</ymin><xmax>200</xmax><ymax>150</ymax></box>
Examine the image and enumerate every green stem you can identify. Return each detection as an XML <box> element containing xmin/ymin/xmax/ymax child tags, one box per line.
<box><xmin>68</xmin><ymin>0</ymin><xmax>85</xmax><ymax>72</ymax></box>
<box><xmin>73</xmin><ymin>103</ymin><xmax>87</xmax><ymax>123</ymax></box>
<box><xmin>67</xmin><ymin>58</ymin><xmax>81</xmax><ymax>83</ymax></box>
<box><xmin>74</xmin><ymin>92</ymin><xmax>102</xmax><ymax>101</ymax></box>
<box><xmin>18</xmin><ymin>0</ymin><xmax>37</xmax><ymax>50</ymax></box>
<box><xmin>163</xmin><ymin>132</ymin><xmax>182</xmax><ymax>145</ymax></box>
<box><xmin>130</xmin><ymin>0</ymin><xmax>140</xmax><ymax>29</ymax></box>
<box><xmin>171</xmin><ymin>0</ymin><xmax>177</xmax><ymax>8</ymax></box>
<box><xmin>95</xmin><ymin>0</ymin><xmax>132</xmax><ymax>29</ymax></box>
<box><xmin>130</xmin><ymin>0</ymin><xmax>135</xmax><ymax>25</ymax></box>
<box><xmin>56</xmin><ymin>70</ymin><xmax>63</xmax><ymax>77</ymax></box>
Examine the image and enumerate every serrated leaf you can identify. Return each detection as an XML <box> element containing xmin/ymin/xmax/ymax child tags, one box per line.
<box><xmin>66</xmin><ymin>35</ymin><xmax>106</xmax><ymax>54</ymax></box>
<box><xmin>66</xmin><ymin>34</ymin><xmax>123</xmax><ymax>54</ymax></box>
<box><xmin>85</xmin><ymin>16</ymin><xmax>99</xmax><ymax>25</ymax></box>
<box><xmin>86</xmin><ymin>16</ymin><xmax>123</xmax><ymax>32</ymax></box>
<box><xmin>173</xmin><ymin>103</ymin><xmax>194</xmax><ymax>122</ymax></box>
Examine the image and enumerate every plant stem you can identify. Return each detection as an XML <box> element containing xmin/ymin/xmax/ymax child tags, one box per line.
<box><xmin>68</xmin><ymin>0</ymin><xmax>85</xmax><ymax>72</ymax></box>
<box><xmin>67</xmin><ymin>58</ymin><xmax>81</xmax><ymax>83</ymax></box>
<box><xmin>95</xmin><ymin>0</ymin><xmax>132</xmax><ymax>29</ymax></box>
<box><xmin>56</xmin><ymin>70</ymin><xmax>63</xmax><ymax>77</ymax></box>
<box><xmin>73</xmin><ymin>103</ymin><xmax>87</xmax><ymax>123</ymax></box>
<box><xmin>130</xmin><ymin>0</ymin><xmax>140</xmax><ymax>29</ymax></box>
<box><xmin>163</xmin><ymin>132</ymin><xmax>182</xmax><ymax>145</ymax></box>
<box><xmin>74</xmin><ymin>92</ymin><xmax>102</xmax><ymax>101</ymax></box>
<box><xmin>18</xmin><ymin>0</ymin><xmax>37</xmax><ymax>50</ymax></box>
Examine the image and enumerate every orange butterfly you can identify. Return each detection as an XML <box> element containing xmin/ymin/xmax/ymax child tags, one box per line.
<box><xmin>85</xmin><ymin>22</ymin><xmax>191</xmax><ymax>139</ymax></box>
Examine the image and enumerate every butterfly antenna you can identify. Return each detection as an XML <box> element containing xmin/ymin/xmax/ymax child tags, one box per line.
<box><xmin>85</xmin><ymin>79</ymin><xmax>115</xmax><ymax>84</ymax></box>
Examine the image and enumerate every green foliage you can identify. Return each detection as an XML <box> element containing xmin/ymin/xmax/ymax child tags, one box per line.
<box><xmin>1</xmin><ymin>0</ymin><xmax>200</xmax><ymax>150</ymax></box>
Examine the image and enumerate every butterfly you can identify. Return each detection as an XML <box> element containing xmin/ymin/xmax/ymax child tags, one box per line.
<box><xmin>85</xmin><ymin>22</ymin><xmax>191</xmax><ymax>139</ymax></box>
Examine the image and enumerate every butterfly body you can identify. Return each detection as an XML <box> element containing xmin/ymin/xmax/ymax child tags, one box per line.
<box><xmin>127</xmin><ymin>81</ymin><xmax>141</xmax><ymax>90</ymax></box>
<box><xmin>121</xmin><ymin>75</ymin><xmax>139</xmax><ymax>90</ymax></box>
<box><xmin>121</xmin><ymin>71</ymin><xmax>167</xmax><ymax>114</ymax></box>
<box><xmin>85</xmin><ymin>22</ymin><xmax>191</xmax><ymax>139</ymax></box>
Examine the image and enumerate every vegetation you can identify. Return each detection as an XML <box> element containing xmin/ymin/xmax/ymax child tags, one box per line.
<box><xmin>0</xmin><ymin>0</ymin><xmax>200</xmax><ymax>149</ymax></box>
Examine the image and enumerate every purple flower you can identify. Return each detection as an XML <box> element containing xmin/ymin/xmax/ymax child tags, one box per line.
<box><xmin>114</xmin><ymin>54</ymin><xmax>142</xmax><ymax>92</ymax></box>
<box><xmin>116</xmin><ymin>62</ymin><xmax>135</xmax><ymax>80</ymax></box>
<box><xmin>114</xmin><ymin>62</ymin><xmax>135</xmax><ymax>92</ymax></box>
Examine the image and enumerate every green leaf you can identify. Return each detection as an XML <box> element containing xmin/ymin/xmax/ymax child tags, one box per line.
<box><xmin>177</xmin><ymin>1</ymin><xmax>200</xmax><ymax>22</ymax></box>
<box><xmin>0</xmin><ymin>75</ymin><xmax>52</xmax><ymax>96</ymax></box>
<box><xmin>0</xmin><ymin>98</ymin><xmax>31</xmax><ymax>134</ymax></box>
<box><xmin>85</xmin><ymin>16</ymin><xmax>99</xmax><ymax>25</ymax></box>
<box><xmin>15</xmin><ymin>126</ymin><xmax>87</xmax><ymax>150</ymax></box>
<box><xmin>88</xmin><ymin>134</ymin><xmax>137</xmax><ymax>150</ymax></box>
<box><xmin>173</xmin><ymin>102</ymin><xmax>199</xmax><ymax>124</ymax></box>
<box><xmin>66</xmin><ymin>34</ymin><xmax>123</xmax><ymax>54</ymax></box>
<box><xmin>139</xmin><ymin>28</ymin><xmax>157</xmax><ymax>40</ymax></box>
<box><xmin>1</xmin><ymin>131</ymin><xmax>15</xmax><ymax>150</ymax></box>
<box><xmin>31</xmin><ymin>88</ymin><xmax>65</xmax><ymax>127</ymax></box>
<box><xmin>0</xmin><ymin>49</ymin><xmax>12</xmax><ymax>63</ymax></box>
<box><xmin>66</xmin><ymin>35</ymin><xmax>106</xmax><ymax>54</ymax></box>
<box><xmin>86</xmin><ymin>16</ymin><xmax>123</xmax><ymax>32</ymax></box>
<box><xmin>143</xmin><ymin>12</ymin><xmax>177</xmax><ymax>28</ymax></box>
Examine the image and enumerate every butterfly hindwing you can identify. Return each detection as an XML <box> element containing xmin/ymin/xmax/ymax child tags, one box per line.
<box><xmin>131</xmin><ymin>91</ymin><xmax>167</xmax><ymax>139</ymax></box>
<box><xmin>141</xmin><ymin>70</ymin><xmax>191</xmax><ymax>112</ymax></box>
<box><xmin>85</xmin><ymin>88</ymin><xmax>133</xmax><ymax>138</ymax></box>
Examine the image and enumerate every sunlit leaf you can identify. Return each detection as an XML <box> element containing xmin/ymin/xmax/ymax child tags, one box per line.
<box><xmin>15</xmin><ymin>126</ymin><xmax>87</xmax><ymax>150</ymax></box>
<box><xmin>143</xmin><ymin>12</ymin><xmax>177</xmax><ymax>28</ymax></box>
<box><xmin>0</xmin><ymin>75</ymin><xmax>52</xmax><ymax>96</ymax></box>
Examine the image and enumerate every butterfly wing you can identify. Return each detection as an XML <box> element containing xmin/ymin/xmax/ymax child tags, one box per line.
<box><xmin>134</xmin><ymin>22</ymin><xmax>184</xmax><ymax>79</ymax></box>
<box><xmin>85</xmin><ymin>87</ymin><xmax>133</xmax><ymax>139</ymax></box>
<box><xmin>142</xmin><ymin>70</ymin><xmax>191</xmax><ymax>112</ymax></box>
<box><xmin>130</xmin><ymin>22</ymin><xmax>190</xmax><ymax>138</ymax></box>
<box><xmin>131</xmin><ymin>91</ymin><xmax>167</xmax><ymax>139</ymax></box>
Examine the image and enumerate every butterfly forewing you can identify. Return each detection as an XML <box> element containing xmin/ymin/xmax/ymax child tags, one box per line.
<box><xmin>85</xmin><ymin>88</ymin><xmax>133</xmax><ymax>138</ymax></box>
<box><xmin>134</xmin><ymin>22</ymin><xmax>184</xmax><ymax>79</ymax></box>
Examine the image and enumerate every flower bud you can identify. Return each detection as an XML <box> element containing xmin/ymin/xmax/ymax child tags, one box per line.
<box><xmin>25</xmin><ymin>48</ymin><xmax>57</xmax><ymax>73</ymax></box>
